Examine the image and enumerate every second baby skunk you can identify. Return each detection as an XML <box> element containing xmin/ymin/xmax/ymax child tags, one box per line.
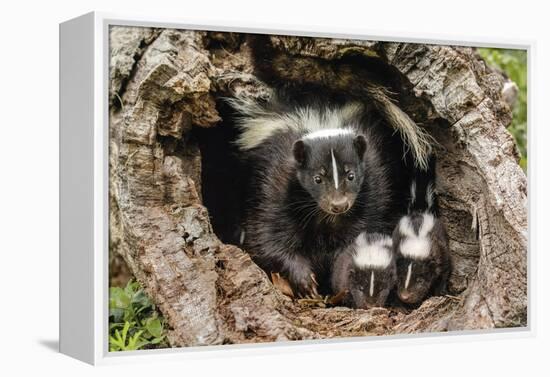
<box><xmin>393</xmin><ymin>157</ymin><xmax>451</xmax><ymax>305</ymax></box>
<box><xmin>230</xmin><ymin>92</ymin><xmax>413</xmax><ymax>297</ymax></box>
<box><xmin>331</xmin><ymin>232</ymin><xmax>396</xmax><ymax>308</ymax></box>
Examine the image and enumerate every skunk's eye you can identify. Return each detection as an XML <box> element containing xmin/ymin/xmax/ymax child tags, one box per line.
<box><xmin>314</xmin><ymin>175</ymin><xmax>322</xmax><ymax>184</ymax></box>
<box><xmin>347</xmin><ymin>172</ymin><xmax>355</xmax><ymax>181</ymax></box>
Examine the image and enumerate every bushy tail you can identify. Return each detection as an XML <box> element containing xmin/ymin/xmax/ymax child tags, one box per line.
<box><xmin>365</xmin><ymin>84</ymin><xmax>435</xmax><ymax>171</ymax></box>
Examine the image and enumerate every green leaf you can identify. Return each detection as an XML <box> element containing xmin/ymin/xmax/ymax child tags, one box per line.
<box><xmin>108</xmin><ymin>280</ymin><xmax>169</xmax><ymax>351</ymax></box>
<box><xmin>120</xmin><ymin>322</ymin><xmax>131</xmax><ymax>344</ymax></box>
<box><xmin>109</xmin><ymin>287</ymin><xmax>131</xmax><ymax>309</ymax></box>
<box><xmin>145</xmin><ymin>317</ymin><xmax>163</xmax><ymax>338</ymax></box>
<box><xmin>109</xmin><ymin>308</ymin><xmax>125</xmax><ymax>323</ymax></box>
<box><xmin>150</xmin><ymin>336</ymin><xmax>165</xmax><ymax>345</ymax></box>
<box><xmin>126</xmin><ymin>330</ymin><xmax>146</xmax><ymax>350</ymax></box>
<box><xmin>132</xmin><ymin>289</ymin><xmax>152</xmax><ymax>309</ymax></box>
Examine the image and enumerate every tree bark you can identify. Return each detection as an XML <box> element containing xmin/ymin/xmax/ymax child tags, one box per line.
<box><xmin>109</xmin><ymin>27</ymin><xmax>527</xmax><ymax>347</ymax></box>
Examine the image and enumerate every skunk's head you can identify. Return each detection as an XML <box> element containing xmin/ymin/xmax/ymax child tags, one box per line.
<box><xmin>292</xmin><ymin>129</ymin><xmax>367</xmax><ymax>216</ymax></box>
<box><xmin>395</xmin><ymin>258</ymin><xmax>436</xmax><ymax>305</ymax></box>
<box><xmin>348</xmin><ymin>233</ymin><xmax>396</xmax><ymax>308</ymax></box>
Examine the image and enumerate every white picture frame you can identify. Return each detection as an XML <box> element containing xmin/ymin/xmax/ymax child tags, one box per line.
<box><xmin>59</xmin><ymin>11</ymin><xmax>534</xmax><ymax>365</ymax></box>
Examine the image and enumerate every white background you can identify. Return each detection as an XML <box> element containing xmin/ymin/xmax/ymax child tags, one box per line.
<box><xmin>0</xmin><ymin>0</ymin><xmax>547</xmax><ymax>375</ymax></box>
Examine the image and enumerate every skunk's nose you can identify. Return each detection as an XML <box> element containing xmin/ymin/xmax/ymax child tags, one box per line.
<box><xmin>398</xmin><ymin>291</ymin><xmax>414</xmax><ymax>304</ymax></box>
<box><xmin>330</xmin><ymin>198</ymin><xmax>350</xmax><ymax>214</ymax></box>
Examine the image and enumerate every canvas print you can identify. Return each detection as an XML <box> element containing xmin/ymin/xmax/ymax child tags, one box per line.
<box><xmin>108</xmin><ymin>26</ymin><xmax>527</xmax><ymax>351</ymax></box>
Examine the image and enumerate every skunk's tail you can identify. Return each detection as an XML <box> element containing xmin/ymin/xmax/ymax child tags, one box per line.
<box><xmin>408</xmin><ymin>155</ymin><xmax>438</xmax><ymax>214</ymax></box>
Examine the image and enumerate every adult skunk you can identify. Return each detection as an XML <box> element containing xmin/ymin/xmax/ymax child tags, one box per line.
<box><xmin>230</xmin><ymin>93</ymin><xmax>414</xmax><ymax>296</ymax></box>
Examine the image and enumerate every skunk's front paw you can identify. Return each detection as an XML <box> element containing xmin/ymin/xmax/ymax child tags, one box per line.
<box><xmin>289</xmin><ymin>269</ymin><xmax>319</xmax><ymax>298</ymax></box>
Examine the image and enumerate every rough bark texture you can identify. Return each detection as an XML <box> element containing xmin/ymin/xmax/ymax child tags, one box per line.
<box><xmin>109</xmin><ymin>26</ymin><xmax>527</xmax><ymax>347</ymax></box>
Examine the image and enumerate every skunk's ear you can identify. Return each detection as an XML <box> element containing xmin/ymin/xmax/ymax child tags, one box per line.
<box><xmin>293</xmin><ymin>140</ymin><xmax>309</xmax><ymax>165</ymax></box>
<box><xmin>353</xmin><ymin>135</ymin><xmax>367</xmax><ymax>159</ymax></box>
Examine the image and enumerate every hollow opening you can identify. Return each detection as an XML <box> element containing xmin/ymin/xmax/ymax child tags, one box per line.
<box><xmin>193</xmin><ymin>99</ymin><xmax>250</xmax><ymax>245</ymax></box>
<box><xmin>192</xmin><ymin>41</ymin><xmax>476</xmax><ymax>303</ymax></box>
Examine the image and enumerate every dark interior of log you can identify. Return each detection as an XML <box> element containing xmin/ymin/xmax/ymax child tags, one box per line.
<box><xmin>193</xmin><ymin>99</ymin><xmax>249</xmax><ymax>245</ymax></box>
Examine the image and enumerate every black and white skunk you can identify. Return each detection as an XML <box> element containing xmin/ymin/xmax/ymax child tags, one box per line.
<box><xmin>230</xmin><ymin>93</ymin><xmax>415</xmax><ymax>296</ymax></box>
<box><xmin>331</xmin><ymin>232</ymin><xmax>396</xmax><ymax>308</ymax></box>
<box><xmin>392</xmin><ymin>158</ymin><xmax>451</xmax><ymax>305</ymax></box>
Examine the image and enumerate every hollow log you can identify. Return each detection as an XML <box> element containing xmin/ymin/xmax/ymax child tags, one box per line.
<box><xmin>109</xmin><ymin>27</ymin><xmax>527</xmax><ymax>347</ymax></box>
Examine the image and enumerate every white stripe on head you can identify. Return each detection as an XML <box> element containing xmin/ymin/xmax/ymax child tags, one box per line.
<box><xmin>331</xmin><ymin>148</ymin><xmax>339</xmax><ymax>189</ymax></box>
<box><xmin>352</xmin><ymin>233</ymin><xmax>393</xmax><ymax>269</ymax></box>
<box><xmin>410</xmin><ymin>180</ymin><xmax>416</xmax><ymax>205</ymax></box>
<box><xmin>419</xmin><ymin>213</ymin><xmax>435</xmax><ymax>237</ymax></box>
<box><xmin>400</xmin><ymin>238</ymin><xmax>430</xmax><ymax>260</ymax></box>
<box><xmin>404</xmin><ymin>262</ymin><xmax>413</xmax><ymax>289</ymax></box>
<box><xmin>398</xmin><ymin>216</ymin><xmax>416</xmax><ymax>238</ymax></box>
<box><xmin>239</xmin><ymin>230</ymin><xmax>246</xmax><ymax>245</ymax></box>
<box><xmin>398</xmin><ymin>213</ymin><xmax>435</xmax><ymax>260</ymax></box>
<box><xmin>302</xmin><ymin>128</ymin><xmax>354</xmax><ymax>140</ymax></box>
<box><xmin>369</xmin><ymin>271</ymin><xmax>375</xmax><ymax>297</ymax></box>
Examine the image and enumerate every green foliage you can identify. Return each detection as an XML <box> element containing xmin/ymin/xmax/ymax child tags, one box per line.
<box><xmin>478</xmin><ymin>48</ymin><xmax>527</xmax><ymax>171</ymax></box>
<box><xmin>109</xmin><ymin>280</ymin><xmax>169</xmax><ymax>352</ymax></box>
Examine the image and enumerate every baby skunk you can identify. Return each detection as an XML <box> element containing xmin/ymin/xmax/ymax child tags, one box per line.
<box><xmin>393</xmin><ymin>158</ymin><xmax>451</xmax><ymax>305</ymax></box>
<box><xmin>331</xmin><ymin>232</ymin><xmax>396</xmax><ymax>309</ymax></box>
<box><xmin>231</xmin><ymin>96</ymin><xmax>396</xmax><ymax>297</ymax></box>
